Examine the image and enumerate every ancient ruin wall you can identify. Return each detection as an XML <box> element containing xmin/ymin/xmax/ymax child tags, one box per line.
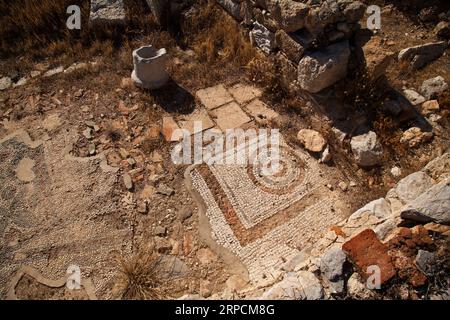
<box><xmin>216</xmin><ymin>0</ymin><xmax>367</xmax><ymax>92</ymax></box>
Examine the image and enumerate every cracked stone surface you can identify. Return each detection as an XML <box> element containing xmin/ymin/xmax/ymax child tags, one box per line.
<box><xmin>210</xmin><ymin>102</ymin><xmax>252</xmax><ymax>131</ymax></box>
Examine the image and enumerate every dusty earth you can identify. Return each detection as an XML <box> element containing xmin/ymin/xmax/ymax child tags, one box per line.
<box><xmin>0</xmin><ymin>1</ymin><xmax>449</xmax><ymax>299</ymax></box>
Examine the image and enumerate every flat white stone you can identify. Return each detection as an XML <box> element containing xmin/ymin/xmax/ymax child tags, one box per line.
<box><xmin>210</xmin><ymin>102</ymin><xmax>251</xmax><ymax>131</ymax></box>
<box><xmin>196</xmin><ymin>85</ymin><xmax>234</xmax><ymax>110</ymax></box>
<box><xmin>228</xmin><ymin>83</ymin><xmax>262</xmax><ymax>105</ymax></box>
<box><xmin>244</xmin><ymin>99</ymin><xmax>279</xmax><ymax>124</ymax></box>
<box><xmin>178</xmin><ymin>109</ymin><xmax>215</xmax><ymax>135</ymax></box>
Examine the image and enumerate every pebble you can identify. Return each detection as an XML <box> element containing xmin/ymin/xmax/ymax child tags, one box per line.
<box><xmin>123</xmin><ymin>173</ymin><xmax>133</xmax><ymax>190</ymax></box>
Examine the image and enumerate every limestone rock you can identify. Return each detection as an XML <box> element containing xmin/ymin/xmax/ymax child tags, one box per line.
<box><xmin>414</xmin><ymin>250</ymin><xmax>436</xmax><ymax>276</ymax></box>
<box><xmin>343</xmin><ymin>1</ymin><xmax>366</xmax><ymax>23</ymax></box>
<box><xmin>403</xmin><ymin>89</ymin><xmax>426</xmax><ymax>106</ymax></box>
<box><xmin>320</xmin><ymin>146</ymin><xmax>332</xmax><ymax>163</ymax></box>
<box><xmin>297</xmin><ymin>129</ymin><xmax>326</xmax><ymax>152</ymax></box>
<box><xmin>350</xmin><ymin>198</ymin><xmax>392</xmax><ymax>220</ymax></box>
<box><xmin>394</xmin><ymin>171</ymin><xmax>436</xmax><ymax>204</ymax></box>
<box><xmin>422</xmin><ymin>152</ymin><xmax>450</xmax><ymax>181</ymax></box>
<box><xmin>420</xmin><ymin>76</ymin><xmax>448</xmax><ymax>100</ymax></box>
<box><xmin>0</xmin><ymin>76</ymin><xmax>12</xmax><ymax>90</ymax></box>
<box><xmin>401</xmin><ymin>182</ymin><xmax>450</xmax><ymax>225</ymax></box>
<box><xmin>157</xmin><ymin>183</ymin><xmax>175</xmax><ymax>196</ymax></box>
<box><xmin>216</xmin><ymin>0</ymin><xmax>242</xmax><ymax>21</ymax></box>
<box><xmin>250</xmin><ymin>22</ymin><xmax>277</xmax><ymax>54</ymax></box>
<box><xmin>90</xmin><ymin>0</ymin><xmax>126</xmax><ymax>25</ymax></box>
<box><xmin>400</xmin><ymin>127</ymin><xmax>433</xmax><ymax>148</ymax></box>
<box><xmin>374</xmin><ymin>218</ymin><xmax>398</xmax><ymax>241</ymax></box>
<box><xmin>346</xmin><ymin>272</ymin><xmax>374</xmax><ymax>299</ymax></box>
<box><xmin>390</xmin><ymin>166</ymin><xmax>402</xmax><ymax>177</ymax></box>
<box><xmin>320</xmin><ymin>247</ymin><xmax>347</xmax><ymax>293</ymax></box>
<box><xmin>269</xmin><ymin>0</ymin><xmax>309</xmax><ymax>33</ymax></box>
<box><xmin>275</xmin><ymin>52</ymin><xmax>298</xmax><ymax>91</ymax></box>
<box><xmin>421</xmin><ymin>100</ymin><xmax>440</xmax><ymax>115</ymax></box>
<box><xmin>261</xmin><ymin>271</ymin><xmax>323</xmax><ymax>300</ymax></box>
<box><xmin>398</xmin><ymin>41</ymin><xmax>447</xmax><ymax>69</ymax></box>
<box><xmin>123</xmin><ymin>173</ymin><xmax>133</xmax><ymax>190</ymax></box>
<box><xmin>350</xmin><ymin>131</ymin><xmax>383</xmax><ymax>167</ymax></box>
<box><xmin>423</xmin><ymin>222</ymin><xmax>450</xmax><ymax>235</ymax></box>
<box><xmin>297</xmin><ymin>41</ymin><xmax>350</xmax><ymax>93</ymax></box>
<box><xmin>275</xmin><ymin>29</ymin><xmax>305</xmax><ymax>64</ymax></box>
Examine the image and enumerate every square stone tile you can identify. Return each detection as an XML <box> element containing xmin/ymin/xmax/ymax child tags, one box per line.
<box><xmin>210</xmin><ymin>102</ymin><xmax>251</xmax><ymax>131</ymax></box>
<box><xmin>178</xmin><ymin>109</ymin><xmax>215</xmax><ymax>135</ymax></box>
<box><xmin>244</xmin><ymin>99</ymin><xmax>279</xmax><ymax>124</ymax></box>
<box><xmin>196</xmin><ymin>84</ymin><xmax>234</xmax><ymax>110</ymax></box>
<box><xmin>227</xmin><ymin>83</ymin><xmax>262</xmax><ymax>105</ymax></box>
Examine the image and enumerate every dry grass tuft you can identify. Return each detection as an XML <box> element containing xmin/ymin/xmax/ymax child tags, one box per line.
<box><xmin>183</xmin><ymin>1</ymin><xmax>256</xmax><ymax>66</ymax></box>
<box><xmin>245</xmin><ymin>54</ymin><xmax>279</xmax><ymax>92</ymax></box>
<box><xmin>116</xmin><ymin>251</ymin><xmax>165</xmax><ymax>300</ymax></box>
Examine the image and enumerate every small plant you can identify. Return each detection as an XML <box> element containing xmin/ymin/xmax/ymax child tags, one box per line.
<box><xmin>116</xmin><ymin>251</ymin><xmax>164</xmax><ymax>300</ymax></box>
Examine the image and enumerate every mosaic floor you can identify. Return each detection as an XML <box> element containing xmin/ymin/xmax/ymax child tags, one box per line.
<box><xmin>188</xmin><ymin>136</ymin><xmax>343</xmax><ymax>285</ymax></box>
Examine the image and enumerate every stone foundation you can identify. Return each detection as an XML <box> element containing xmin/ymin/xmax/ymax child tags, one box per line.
<box><xmin>216</xmin><ymin>0</ymin><xmax>366</xmax><ymax>92</ymax></box>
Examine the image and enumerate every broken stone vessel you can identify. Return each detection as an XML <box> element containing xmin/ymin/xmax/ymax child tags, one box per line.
<box><xmin>131</xmin><ymin>45</ymin><xmax>168</xmax><ymax>89</ymax></box>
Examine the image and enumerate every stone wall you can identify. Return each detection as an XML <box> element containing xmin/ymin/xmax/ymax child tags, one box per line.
<box><xmin>215</xmin><ymin>0</ymin><xmax>366</xmax><ymax>93</ymax></box>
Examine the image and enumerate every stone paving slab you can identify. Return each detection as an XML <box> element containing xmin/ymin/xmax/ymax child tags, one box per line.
<box><xmin>209</xmin><ymin>101</ymin><xmax>252</xmax><ymax>131</ymax></box>
<box><xmin>178</xmin><ymin>109</ymin><xmax>215</xmax><ymax>135</ymax></box>
<box><xmin>244</xmin><ymin>99</ymin><xmax>279</xmax><ymax>124</ymax></box>
<box><xmin>228</xmin><ymin>83</ymin><xmax>262</xmax><ymax>105</ymax></box>
<box><xmin>196</xmin><ymin>84</ymin><xmax>234</xmax><ymax>110</ymax></box>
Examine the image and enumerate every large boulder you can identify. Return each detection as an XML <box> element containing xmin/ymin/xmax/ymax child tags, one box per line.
<box><xmin>297</xmin><ymin>41</ymin><xmax>350</xmax><ymax>93</ymax></box>
<box><xmin>401</xmin><ymin>182</ymin><xmax>450</xmax><ymax>225</ymax></box>
<box><xmin>261</xmin><ymin>271</ymin><xmax>323</xmax><ymax>300</ymax></box>
<box><xmin>350</xmin><ymin>131</ymin><xmax>383</xmax><ymax>167</ymax></box>
<box><xmin>398</xmin><ymin>41</ymin><xmax>447</xmax><ymax>69</ymax></box>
